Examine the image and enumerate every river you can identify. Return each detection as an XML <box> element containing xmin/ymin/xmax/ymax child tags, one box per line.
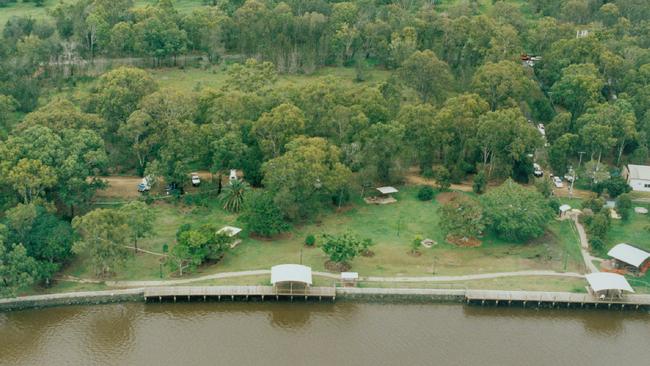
<box><xmin>1</xmin><ymin>302</ymin><xmax>649</xmax><ymax>366</ymax></box>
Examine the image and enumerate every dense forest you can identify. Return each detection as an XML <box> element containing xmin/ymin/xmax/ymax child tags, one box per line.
<box><xmin>1</xmin><ymin>0</ymin><xmax>649</xmax><ymax>295</ymax></box>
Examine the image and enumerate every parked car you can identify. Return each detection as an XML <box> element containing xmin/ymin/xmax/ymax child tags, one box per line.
<box><xmin>552</xmin><ymin>176</ymin><xmax>563</xmax><ymax>188</ymax></box>
<box><xmin>166</xmin><ymin>182</ymin><xmax>179</xmax><ymax>195</ymax></box>
<box><xmin>137</xmin><ymin>182</ymin><xmax>150</xmax><ymax>192</ymax></box>
<box><xmin>564</xmin><ymin>174</ymin><xmax>575</xmax><ymax>183</ymax></box>
<box><xmin>191</xmin><ymin>173</ymin><xmax>200</xmax><ymax>186</ymax></box>
<box><xmin>533</xmin><ymin>163</ymin><xmax>543</xmax><ymax>177</ymax></box>
<box><xmin>137</xmin><ymin>175</ymin><xmax>153</xmax><ymax>192</ymax></box>
<box><xmin>537</xmin><ymin>123</ymin><xmax>545</xmax><ymax>136</ymax></box>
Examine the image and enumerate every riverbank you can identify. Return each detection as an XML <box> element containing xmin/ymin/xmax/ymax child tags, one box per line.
<box><xmin>3</xmin><ymin>285</ymin><xmax>650</xmax><ymax>312</ymax></box>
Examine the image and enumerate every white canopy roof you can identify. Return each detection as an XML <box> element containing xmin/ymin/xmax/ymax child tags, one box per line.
<box><xmin>608</xmin><ymin>243</ymin><xmax>650</xmax><ymax>268</ymax></box>
<box><xmin>376</xmin><ymin>186</ymin><xmax>398</xmax><ymax>194</ymax></box>
<box><xmin>341</xmin><ymin>272</ymin><xmax>359</xmax><ymax>280</ymax></box>
<box><xmin>585</xmin><ymin>272</ymin><xmax>634</xmax><ymax>293</ymax></box>
<box><xmin>559</xmin><ymin>204</ymin><xmax>571</xmax><ymax>212</ymax></box>
<box><xmin>271</xmin><ymin>264</ymin><xmax>312</xmax><ymax>285</ymax></box>
<box><xmin>217</xmin><ymin>226</ymin><xmax>242</xmax><ymax>237</ymax></box>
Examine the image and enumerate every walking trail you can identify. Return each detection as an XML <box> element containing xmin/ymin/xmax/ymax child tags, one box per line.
<box><xmin>565</xmin><ymin>212</ymin><xmax>602</xmax><ymax>273</ymax></box>
<box><xmin>55</xmin><ymin>270</ymin><xmax>585</xmax><ymax>288</ymax></box>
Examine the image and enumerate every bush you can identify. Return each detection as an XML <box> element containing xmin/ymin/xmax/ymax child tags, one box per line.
<box><xmin>240</xmin><ymin>191</ymin><xmax>290</xmax><ymax>237</ymax></box>
<box><xmin>305</xmin><ymin>234</ymin><xmax>316</xmax><ymax>247</ymax></box>
<box><xmin>616</xmin><ymin>193</ymin><xmax>632</xmax><ymax>221</ymax></box>
<box><xmin>472</xmin><ymin>171</ymin><xmax>487</xmax><ymax>194</ymax></box>
<box><xmin>417</xmin><ymin>185</ymin><xmax>434</xmax><ymax>201</ymax></box>
<box><xmin>589</xmin><ymin>237</ymin><xmax>606</xmax><ymax>253</ymax></box>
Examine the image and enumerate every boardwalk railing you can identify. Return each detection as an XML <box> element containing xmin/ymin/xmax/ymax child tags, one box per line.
<box><xmin>144</xmin><ymin>285</ymin><xmax>336</xmax><ymax>301</ymax></box>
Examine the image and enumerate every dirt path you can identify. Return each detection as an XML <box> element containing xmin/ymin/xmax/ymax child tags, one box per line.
<box><xmin>565</xmin><ymin>213</ymin><xmax>601</xmax><ymax>273</ymax></box>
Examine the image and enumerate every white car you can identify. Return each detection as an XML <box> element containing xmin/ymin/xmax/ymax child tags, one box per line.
<box><xmin>191</xmin><ymin>173</ymin><xmax>200</xmax><ymax>186</ymax></box>
<box><xmin>537</xmin><ymin>124</ymin><xmax>546</xmax><ymax>137</ymax></box>
<box><xmin>533</xmin><ymin>163</ymin><xmax>543</xmax><ymax>177</ymax></box>
<box><xmin>552</xmin><ymin>176</ymin><xmax>563</xmax><ymax>188</ymax></box>
<box><xmin>564</xmin><ymin>174</ymin><xmax>575</xmax><ymax>183</ymax></box>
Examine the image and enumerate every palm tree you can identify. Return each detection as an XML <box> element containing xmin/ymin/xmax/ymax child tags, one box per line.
<box><xmin>220</xmin><ymin>179</ymin><xmax>249</xmax><ymax>212</ymax></box>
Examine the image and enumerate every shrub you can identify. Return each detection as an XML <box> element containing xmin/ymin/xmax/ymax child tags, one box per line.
<box><xmin>472</xmin><ymin>171</ymin><xmax>487</xmax><ymax>194</ymax></box>
<box><xmin>305</xmin><ymin>234</ymin><xmax>316</xmax><ymax>247</ymax></box>
<box><xmin>240</xmin><ymin>191</ymin><xmax>290</xmax><ymax>237</ymax></box>
<box><xmin>417</xmin><ymin>185</ymin><xmax>434</xmax><ymax>201</ymax></box>
<box><xmin>616</xmin><ymin>193</ymin><xmax>632</xmax><ymax>221</ymax></box>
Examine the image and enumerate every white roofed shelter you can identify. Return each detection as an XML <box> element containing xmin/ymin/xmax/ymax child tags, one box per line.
<box><xmin>585</xmin><ymin>273</ymin><xmax>634</xmax><ymax>299</ymax></box>
<box><xmin>376</xmin><ymin>186</ymin><xmax>398</xmax><ymax>195</ymax></box>
<box><xmin>271</xmin><ymin>264</ymin><xmax>312</xmax><ymax>287</ymax></box>
<box><xmin>217</xmin><ymin>226</ymin><xmax>242</xmax><ymax>237</ymax></box>
<box><xmin>608</xmin><ymin>243</ymin><xmax>650</xmax><ymax>273</ymax></box>
<box><xmin>365</xmin><ymin>186</ymin><xmax>399</xmax><ymax>205</ymax></box>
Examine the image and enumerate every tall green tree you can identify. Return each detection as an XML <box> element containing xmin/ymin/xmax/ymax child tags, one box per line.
<box><xmin>472</xmin><ymin>61</ymin><xmax>537</xmax><ymax>111</ymax></box>
<box><xmin>252</xmin><ymin>103</ymin><xmax>305</xmax><ymax>159</ymax></box>
<box><xmin>119</xmin><ymin>201</ymin><xmax>155</xmax><ymax>253</ymax></box>
<box><xmin>72</xmin><ymin>209</ymin><xmax>131</xmax><ymax>277</ymax></box>
<box><xmin>550</xmin><ymin>63</ymin><xmax>604</xmax><ymax>119</ymax></box>
<box><xmin>239</xmin><ymin>190</ymin><xmax>289</xmax><ymax>237</ymax></box>
<box><xmin>397</xmin><ymin>50</ymin><xmax>453</xmax><ymax>104</ymax></box>
<box><xmin>482</xmin><ymin>179</ymin><xmax>554</xmax><ymax>242</ymax></box>
<box><xmin>262</xmin><ymin>137</ymin><xmax>351</xmax><ymax>220</ymax></box>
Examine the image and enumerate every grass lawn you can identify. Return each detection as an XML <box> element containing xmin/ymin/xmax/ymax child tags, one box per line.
<box><xmin>147</xmin><ymin>66</ymin><xmax>391</xmax><ymax>93</ymax></box>
<box><xmin>59</xmin><ymin>186</ymin><xmax>585</xmax><ymax>292</ymax></box>
<box><xmin>605</xmin><ymin>203</ymin><xmax>650</xmax><ymax>253</ymax></box>
<box><xmin>0</xmin><ymin>0</ymin><xmax>203</xmax><ymax>27</ymax></box>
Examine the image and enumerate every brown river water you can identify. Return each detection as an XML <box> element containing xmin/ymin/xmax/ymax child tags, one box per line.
<box><xmin>1</xmin><ymin>302</ymin><xmax>649</xmax><ymax>366</ymax></box>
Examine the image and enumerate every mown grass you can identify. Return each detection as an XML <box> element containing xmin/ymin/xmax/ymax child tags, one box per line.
<box><xmin>0</xmin><ymin>0</ymin><xmax>203</xmax><ymax>27</ymax></box>
<box><xmin>60</xmin><ymin>186</ymin><xmax>585</xmax><ymax>288</ymax></box>
<box><xmin>606</xmin><ymin>203</ymin><xmax>650</xmax><ymax>253</ymax></box>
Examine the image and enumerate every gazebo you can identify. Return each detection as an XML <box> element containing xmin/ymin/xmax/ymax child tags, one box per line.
<box><xmin>271</xmin><ymin>264</ymin><xmax>312</xmax><ymax>294</ymax></box>
<box><xmin>559</xmin><ymin>204</ymin><xmax>571</xmax><ymax>218</ymax></box>
<box><xmin>585</xmin><ymin>272</ymin><xmax>634</xmax><ymax>299</ymax></box>
<box><xmin>365</xmin><ymin>186</ymin><xmax>399</xmax><ymax>204</ymax></box>
<box><xmin>607</xmin><ymin>243</ymin><xmax>650</xmax><ymax>275</ymax></box>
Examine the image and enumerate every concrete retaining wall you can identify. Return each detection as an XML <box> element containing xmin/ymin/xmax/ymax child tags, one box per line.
<box><xmin>0</xmin><ymin>288</ymin><xmax>145</xmax><ymax>312</ymax></box>
<box><xmin>337</xmin><ymin>287</ymin><xmax>467</xmax><ymax>303</ymax></box>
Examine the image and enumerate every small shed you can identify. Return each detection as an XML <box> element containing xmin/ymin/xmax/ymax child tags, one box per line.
<box><xmin>559</xmin><ymin>204</ymin><xmax>571</xmax><ymax>217</ymax></box>
<box><xmin>607</xmin><ymin>243</ymin><xmax>650</xmax><ymax>274</ymax></box>
<box><xmin>365</xmin><ymin>186</ymin><xmax>399</xmax><ymax>205</ymax></box>
<box><xmin>271</xmin><ymin>264</ymin><xmax>312</xmax><ymax>294</ymax></box>
<box><xmin>585</xmin><ymin>272</ymin><xmax>634</xmax><ymax>299</ymax></box>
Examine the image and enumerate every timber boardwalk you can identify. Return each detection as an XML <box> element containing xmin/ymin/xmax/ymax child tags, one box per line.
<box><xmin>144</xmin><ymin>285</ymin><xmax>337</xmax><ymax>302</ymax></box>
<box><xmin>465</xmin><ymin>289</ymin><xmax>650</xmax><ymax>310</ymax></box>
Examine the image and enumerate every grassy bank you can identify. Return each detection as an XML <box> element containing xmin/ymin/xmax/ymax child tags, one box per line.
<box><xmin>57</xmin><ymin>186</ymin><xmax>585</xmax><ymax>290</ymax></box>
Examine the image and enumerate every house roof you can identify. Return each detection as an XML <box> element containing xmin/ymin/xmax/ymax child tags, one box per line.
<box><xmin>585</xmin><ymin>272</ymin><xmax>634</xmax><ymax>293</ymax></box>
<box><xmin>376</xmin><ymin>186</ymin><xmax>398</xmax><ymax>194</ymax></box>
<box><xmin>627</xmin><ymin>164</ymin><xmax>650</xmax><ymax>181</ymax></box>
<box><xmin>608</xmin><ymin>243</ymin><xmax>650</xmax><ymax>268</ymax></box>
<box><xmin>217</xmin><ymin>226</ymin><xmax>242</xmax><ymax>237</ymax></box>
<box><xmin>271</xmin><ymin>264</ymin><xmax>312</xmax><ymax>285</ymax></box>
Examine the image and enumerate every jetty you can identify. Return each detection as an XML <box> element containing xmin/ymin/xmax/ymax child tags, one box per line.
<box><xmin>144</xmin><ymin>285</ymin><xmax>336</xmax><ymax>302</ymax></box>
<box><xmin>465</xmin><ymin>289</ymin><xmax>650</xmax><ymax>310</ymax></box>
